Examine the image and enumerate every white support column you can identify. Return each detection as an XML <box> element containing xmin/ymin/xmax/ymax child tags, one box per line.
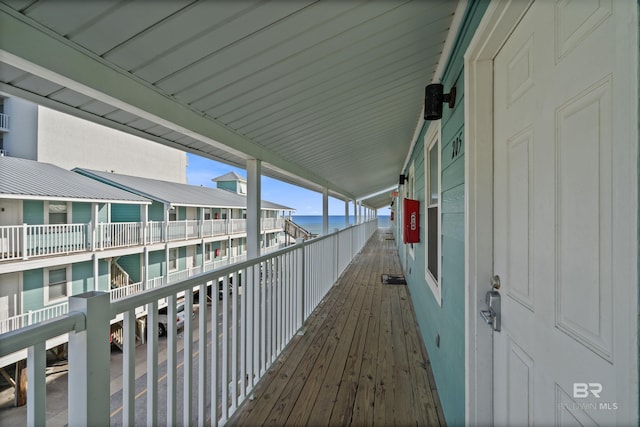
<box><xmin>91</xmin><ymin>203</ymin><xmax>98</xmax><ymax>251</ymax></box>
<box><xmin>163</xmin><ymin>203</ymin><xmax>170</xmax><ymax>243</ymax></box>
<box><xmin>93</xmin><ymin>254</ymin><xmax>99</xmax><ymax>291</ymax></box>
<box><xmin>353</xmin><ymin>200</ymin><xmax>358</xmax><ymax>224</ymax></box>
<box><xmin>199</xmin><ymin>207</ymin><xmax>205</xmax><ymax>238</ymax></box>
<box><xmin>68</xmin><ymin>291</ymin><xmax>110</xmax><ymax>427</ymax></box>
<box><xmin>143</xmin><ymin>247</ymin><xmax>149</xmax><ymax>285</ymax></box>
<box><xmin>344</xmin><ymin>200</ymin><xmax>349</xmax><ymax>228</ymax></box>
<box><xmin>141</xmin><ymin>204</ymin><xmax>149</xmax><ymax>244</ymax></box>
<box><xmin>247</xmin><ymin>159</ymin><xmax>262</xmax><ymax>259</ymax></box>
<box><xmin>322</xmin><ymin>188</ymin><xmax>329</xmax><ymax>235</ymax></box>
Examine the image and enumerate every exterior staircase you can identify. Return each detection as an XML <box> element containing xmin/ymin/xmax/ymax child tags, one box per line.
<box><xmin>110</xmin><ymin>260</ymin><xmax>134</xmax><ymax>351</ymax></box>
<box><xmin>110</xmin><ymin>322</ymin><xmax>124</xmax><ymax>350</ymax></box>
<box><xmin>284</xmin><ymin>218</ymin><xmax>316</xmax><ymax>241</ymax></box>
<box><xmin>111</xmin><ymin>259</ymin><xmax>133</xmax><ymax>288</ymax></box>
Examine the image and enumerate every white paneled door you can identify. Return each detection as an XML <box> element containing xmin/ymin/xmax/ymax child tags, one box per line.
<box><xmin>492</xmin><ymin>1</ymin><xmax>633</xmax><ymax>425</ymax></box>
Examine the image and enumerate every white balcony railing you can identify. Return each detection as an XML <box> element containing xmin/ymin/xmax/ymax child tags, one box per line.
<box><xmin>0</xmin><ymin>301</ymin><xmax>68</xmax><ymax>334</ymax></box>
<box><xmin>202</xmin><ymin>219</ymin><xmax>228</xmax><ymax>237</ymax></box>
<box><xmin>0</xmin><ymin>220</ymin><xmax>378</xmax><ymax>426</ymax></box>
<box><xmin>0</xmin><ymin>223</ymin><xmax>89</xmax><ymax>261</ymax></box>
<box><xmin>0</xmin><ymin>242</ymin><xmax>285</xmax><ymax>337</ymax></box>
<box><xmin>0</xmin><ymin>218</ymin><xmax>288</xmax><ymax>262</ymax></box>
<box><xmin>147</xmin><ymin>221</ymin><xmax>164</xmax><ymax>243</ymax></box>
<box><xmin>0</xmin><ymin>112</ymin><xmax>9</xmax><ymax>132</ymax></box>
<box><xmin>229</xmin><ymin>218</ymin><xmax>247</xmax><ymax>234</ymax></box>
<box><xmin>97</xmin><ymin>222</ymin><xmax>142</xmax><ymax>249</ymax></box>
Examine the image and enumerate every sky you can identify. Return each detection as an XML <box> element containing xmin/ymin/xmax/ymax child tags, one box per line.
<box><xmin>186</xmin><ymin>153</ymin><xmax>388</xmax><ymax>216</ymax></box>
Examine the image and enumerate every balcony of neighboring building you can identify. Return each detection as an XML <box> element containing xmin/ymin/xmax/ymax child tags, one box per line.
<box><xmin>0</xmin><ymin>217</ymin><xmax>286</xmax><ymax>264</ymax></box>
<box><xmin>0</xmin><ymin>112</ymin><xmax>8</xmax><ymax>133</ymax></box>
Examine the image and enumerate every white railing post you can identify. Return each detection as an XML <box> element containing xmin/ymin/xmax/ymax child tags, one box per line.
<box><xmin>22</xmin><ymin>224</ymin><xmax>28</xmax><ymax>260</ymax></box>
<box><xmin>67</xmin><ymin>291</ymin><xmax>110</xmax><ymax>427</ymax></box>
<box><xmin>297</xmin><ymin>244</ymin><xmax>305</xmax><ymax>328</ymax></box>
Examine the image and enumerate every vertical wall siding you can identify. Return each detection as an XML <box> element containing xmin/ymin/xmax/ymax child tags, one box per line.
<box><xmin>400</xmin><ymin>2</ymin><xmax>489</xmax><ymax>425</ymax></box>
<box><xmin>178</xmin><ymin>246</ymin><xmax>187</xmax><ymax>271</ymax></box>
<box><xmin>71</xmin><ymin>202</ymin><xmax>91</xmax><ymax>223</ymax></box>
<box><xmin>22</xmin><ymin>269</ymin><xmax>43</xmax><ymax>311</ymax></box>
<box><xmin>148</xmin><ymin>201</ymin><xmax>164</xmax><ymax>221</ymax></box>
<box><xmin>97</xmin><ymin>203</ymin><xmax>108</xmax><ymax>222</ymax></box>
<box><xmin>117</xmin><ymin>253</ymin><xmax>142</xmax><ymax>283</ymax></box>
<box><xmin>71</xmin><ymin>261</ymin><xmax>94</xmax><ymax>294</ymax></box>
<box><xmin>23</xmin><ymin>200</ymin><xmax>43</xmax><ymax>224</ymax></box>
<box><xmin>98</xmin><ymin>260</ymin><xmax>109</xmax><ymax>291</ymax></box>
<box><xmin>148</xmin><ymin>250</ymin><xmax>165</xmax><ymax>279</ymax></box>
<box><xmin>111</xmin><ymin>203</ymin><xmax>141</xmax><ymax>222</ymax></box>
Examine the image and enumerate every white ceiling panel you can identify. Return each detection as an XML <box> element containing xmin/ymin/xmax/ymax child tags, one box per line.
<box><xmin>0</xmin><ymin>0</ymin><xmax>462</xmax><ymax>209</ymax></box>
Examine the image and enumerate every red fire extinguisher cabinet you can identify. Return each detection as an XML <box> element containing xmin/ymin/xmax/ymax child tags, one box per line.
<box><xmin>403</xmin><ymin>198</ymin><xmax>420</xmax><ymax>244</ymax></box>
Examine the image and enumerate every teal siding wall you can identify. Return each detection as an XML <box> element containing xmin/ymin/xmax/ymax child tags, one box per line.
<box><xmin>23</xmin><ymin>200</ymin><xmax>43</xmax><ymax>224</ymax></box>
<box><xmin>398</xmin><ymin>3</ymin><xmax>488</xmax><ymax>426</ymax></box>
<box><xmin>71</xmin><ymin>261</ymin><xmax>94</xmax><ymax>294</ymax></box>
<box><xmin>21</xmin><ymin>262</ymin><xmax>109</xmax><ymax>311</ymax></box>
<box><xmin>149</xmin><ymin>201</ymin><xmax>165</xmax><ymax>221</ymax></box>
<box><xmin>118</xmin><ymin>254</ymin><xmax>142</xmax><ymax>283</ymax></box>
<box><xmin>97</xmin><ymin>203</ymin><xmax>108</xmax><ymax>222</ymax></box>
<box><xmin>111</xmin><ymin>203</ymin><xmax>141</xmax><ymax>222</ymax></box>
<box><xmin>22</xmin><ymin>269</ymin><xmax>43</xmax><ymax>311</ymax></box>
<box><xmin>216</xmin><ymin>181</ymin><xmax>237</xmax><ymax>193</ymax></box>
<box><xmin>148</xmin><ymin>250</ymin><xmax>165</xmax><ymax>279</ymax></box>
<box><xmin>72</xmin><ymin>202</ymin><xmax>91</xmax><ymax>223</ymax></box>
<box><xmin>178</xmin><ymin>246</ymin><xmax>187</xmax><ymax>271</ymax></box>
<box><xmin>98</xmin><ymin>260</ymin><xmax>109</xmax><ymax>291</ymax></box>
<box><xmin>196</xmin><ymin>244</ymin><xmax>203</xmax><ymax>266</ymax></box>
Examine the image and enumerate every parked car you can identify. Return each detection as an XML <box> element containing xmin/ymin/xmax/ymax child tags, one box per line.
<box><xmin>157</xmin><ymin>301</ymin><xmax>195</xmax><ymax>337</ymax></box>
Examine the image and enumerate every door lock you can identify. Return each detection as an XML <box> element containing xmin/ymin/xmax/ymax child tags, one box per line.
<box><xmin>481</xmin><ymin>276</ymin><xmax>501</xmax><ymax>332</ymax></box>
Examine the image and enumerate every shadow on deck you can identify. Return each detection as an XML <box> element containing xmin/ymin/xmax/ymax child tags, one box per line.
<box><xmin>229</xmin><ymin>229</ymin><xmax>446</xmax><ymax>426</ymax></box>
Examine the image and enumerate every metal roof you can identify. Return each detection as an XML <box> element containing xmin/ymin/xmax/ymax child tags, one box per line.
<box><xmin>0</xmin><ymin>1</ymin><xmax>463</xmax><ymax>209</ymax></box>
<box><xmin>75</xmin><ymin>168</ymin><xmax>293</xmax><ymax>211</ymax></box>
<box><xmin>0</xmin><ymin>156</ymin><xmax>150</xmax><ymax>203</ymax></box>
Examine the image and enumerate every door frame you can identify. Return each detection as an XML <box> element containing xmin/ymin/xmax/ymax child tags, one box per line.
<box><xmin>463</xmin><ymin>0</ymin><xmax>638</xmax><ymax>425</ymax></box>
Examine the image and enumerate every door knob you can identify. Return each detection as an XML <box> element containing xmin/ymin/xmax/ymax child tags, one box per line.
<box><xmin>481</xmin><ymin>276</ymin><xmax>501</xmax><ymax>332</ymax></box>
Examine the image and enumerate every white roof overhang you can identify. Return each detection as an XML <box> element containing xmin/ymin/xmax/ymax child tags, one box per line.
<box><xmin>0</xmin><ymin>1</ymin><xmax>464</xmax><ymax>210</ymax></box>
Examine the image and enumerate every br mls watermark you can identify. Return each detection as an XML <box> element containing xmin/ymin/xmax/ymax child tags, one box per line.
<box><xmin>573</xmin><ymin>382</ymin><xmax>602</xmax><ymax>398</ymax></box>
<box><xmin>557</xmin><ymin>383</ymin><xmax>619</xmax><ymax>411</ymax></box>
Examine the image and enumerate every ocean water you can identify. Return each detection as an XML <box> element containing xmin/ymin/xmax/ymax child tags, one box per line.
<box><xmin>291</xmin><ymin>215</ymin><xmax>390</xmax><ymax>236</ymax></box>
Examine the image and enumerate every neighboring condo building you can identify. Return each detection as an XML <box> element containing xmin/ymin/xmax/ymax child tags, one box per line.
<box><xmin>0</xmin><ymin>95</ymin><xmax>293</xmax><ymax>366</ymax></box>
<box><xmin>0</xmin><ymin>95</ymin><xmax>188</xmax><ymax>183</ymax></box>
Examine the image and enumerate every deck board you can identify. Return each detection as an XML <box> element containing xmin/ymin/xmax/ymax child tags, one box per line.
<box><xmin>229</xmin><ymin>229</ymin><xmax>445</xmax><ymax>426</ymax></box>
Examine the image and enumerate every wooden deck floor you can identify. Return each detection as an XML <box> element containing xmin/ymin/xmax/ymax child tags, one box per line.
<box><xmin>228</xmin><ymin>229</ymin><xmax>445</xmax><ymax>426</ymax></box>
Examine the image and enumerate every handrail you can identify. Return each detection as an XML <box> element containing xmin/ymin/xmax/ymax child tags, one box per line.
<box><xmin>0</xmin><ymin>311</ymin><xmax>85</xmax><ymax>358</ymax></box>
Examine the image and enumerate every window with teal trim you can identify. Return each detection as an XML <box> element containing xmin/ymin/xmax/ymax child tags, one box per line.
<box><xmin>424</xmin><ymin>123</ymin><xmax>442</xmax><ymax>306</ymax></box>
<box><xmin>46</xmin><ymin>266</ymin><xmax>69</xmax><ymax>304</ymax></box>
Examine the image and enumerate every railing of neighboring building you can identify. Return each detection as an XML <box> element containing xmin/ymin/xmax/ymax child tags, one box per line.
<box><xmin>0</xmin><ymin>219</ymin><xmax>377</xmax><ymax>426</ymax></box>
<box><xmin>0</xmin><ymin>112</ymin><xmax>9</xmax><ymax>132</ymax></box>
<box><xmin>0</xmin><ymin>243</ymin><xmax>280</xmax><ymax>334</ymax></box>
<box><xmin>0</xmin><ymin>218</ymin><xmax>286</xmax><ymax>261</ymax></box>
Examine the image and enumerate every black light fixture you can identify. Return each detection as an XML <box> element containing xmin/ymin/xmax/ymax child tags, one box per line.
<box><xmin>424</xmin><ymin>83</ymin><xmax>456</xmax><ymax>120</ymax></box>
<box><xmin>399</xmin><ymin>174</ymin><xmax>406</xmax><ymax>185</ymax></box>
